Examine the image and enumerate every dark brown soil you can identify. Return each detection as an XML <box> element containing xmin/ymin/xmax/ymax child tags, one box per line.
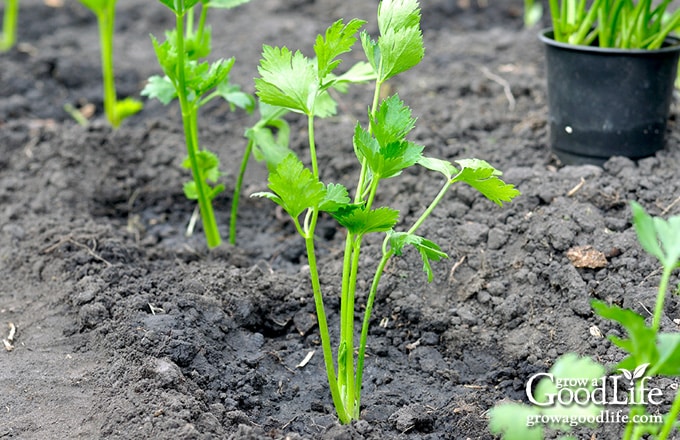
<box><xmin>2</xmin><ymin>0</ymin><xmax>679</xmax><ymax>439</ymax></box>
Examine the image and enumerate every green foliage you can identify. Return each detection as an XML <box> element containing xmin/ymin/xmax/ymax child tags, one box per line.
<box><xmin>144</xmin><ymin>0</ymin><xmax>252</xmax><ymax>248</ymax></box>
<box><xmin>181</xmin><ymin>151</ymin><xmax>224</xmax><ymax>201</ymax></box>
<box><xmin>253</xmin><ymin>154</ymin><xmax>326</xmax><ymax>220</ymax></box>
<box><xmin>362</xmin><ymin>0</ymin><xmax>424</xmax><ymax>84</ymax></box>
<box><xmin>332</xmin><ymin>206</ymin><xmax>400</xmax><ymax>235</ymax></box>
<box><xmin>548</xmin><ymin>0</ymin><xmax>680</xmax><ymax>48</ymax></box>
<box><xmin>631</xmin><ymin>201</ymin><xmax>680</xmax><ymax>270</ymax></box>
<box><xmin>253</xmin><ymin>0</ymin><xmax>518</xmax><ymax>424</ymax></box>
<box><xmin>388</xmin><ymin>231</ymin><xmax>447</xmax><ymax>282</ymax></box>
<box><xmin>77</xmin><ymin>0</ymin><xmax>143</xmax><ymax>127</ymax></box>
<box><xmin>492</xmin><ymin>203</ymin><xmax>680</xmax><ymax>440</ymax></box>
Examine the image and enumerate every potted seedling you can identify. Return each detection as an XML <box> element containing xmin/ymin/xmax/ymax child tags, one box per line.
<box><xmin>490</xmin><ymin>202</ymin><xmax>680</xmax><ymax>439</ymax></box>
<box><xmin>77</xmin><ymin>0</ymin><xmax>143</xmax><ymax>127</ymax></box>
<box><xmin>0</xmin><ymin>0</ymin><xmax>18</xmax><ymax>51</ymax></box>
<box><xmin>540</xmin><ymin>0</ymin><xmax>680</xmax><ymax>165</ymax></box>
<box><xmin>253</xmin><ymin>0</ymin><xmax>519</xmax><ymax>423</ymax></box>
<box><xmin>142</xmin><ymin>0</ymin><xmax>255</xmax><ymax>248</ymax></box>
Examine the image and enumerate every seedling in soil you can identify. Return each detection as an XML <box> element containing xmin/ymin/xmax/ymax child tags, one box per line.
<box><xmin>490</xmin><ymin>202</ymin><xmax>680</xmax><ymax>440</ymax></box>
<box><xmin>548</xmin><ymin>0</ymin><xmax>680</xmax><ymax>48</ymax></box>
<box><xmin>142</xmin><ymin>0</ymin><xmax>254</xmax><ymax>248</ymax></box>
<box><xmin>77</xmin><ymin>0</ymin><xmax>143</xmax><ymax>127</ymax></box>
<box><xmin>0</xmin><ymin>0</ymin><xmax>18</xmax><ymax>51</ymax></box>
<box><xmin>253</xmin><ymin>0</ymin><xmax>519</xmax><ymax>423</ymax></box>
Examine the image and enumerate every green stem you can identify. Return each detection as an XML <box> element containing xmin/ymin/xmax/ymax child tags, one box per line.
<box><xmin>196</xmin><ymin>2</ymin><xmax>208</xmax><ymax>44</ymax></box>
<box><xmin>355</xmin><ymin>240</ymin><xmax>392</xmax><ymax>413</ymax></box>
<box><xmin>229</xmin><ymin>138</ymin><xmax>253</xmax><ymax>245</ymax></box>
<box><xmin>175</xmin><ymin>7</ymin><xmax>221</xmax><ymax>248</ymax></box>
<box><xmin>408</xmin><ymin>179</ymin><xmax>453</xmax><ymax>235</ymax></box>
<box><xmin>97</xmin><ymin>0</ymin><xmax>119</xmax><ymax>127</ymax></box>
<box><xmin>0</xmin><ymin>0</ymin><xmax>18</xmax><ymax>51</ymax></box>
<box><xmin>354</xmin><ymin>178</ymin><xmax>453</xmax><ymax>412</ymax></box>
<box><xmin>652</xmin><ymin>264</ymin><xmax>673</xmax><ymax>332</ymax></box>
<box><xmin>658</xmin><ymin>388</ymin><xmax>680</xmax><ymax>440</ymax></box>
<box><xmin>308</xmin><ymin>114</ymin><xmax>319</xmax><ymax>179</ymax></box>
<box><xmin>304</xmin><ymin>208</ymin><xmax>350</xmax><ymax>423</ymax></box>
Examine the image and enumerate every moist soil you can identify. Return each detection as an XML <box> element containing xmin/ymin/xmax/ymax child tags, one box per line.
<box><xmin>2</xmin><ymin>0</ymin><xmax>680</xmax><ymax>439</ymax></box>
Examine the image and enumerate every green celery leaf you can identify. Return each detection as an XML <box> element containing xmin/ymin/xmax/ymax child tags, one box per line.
<box><xmin>141</xmin><ymin>75</ymin><xmax>177</xmax><ymax>105</ymax></box>
<box><xmin>388</xmin><ymin>231</ymin><xmax>448</xmax><ymax>282</ymax></box>
<box><xmin>314</xmin><ymin>90</ymin><xmax>338</xmax><ymax>118</ymax></box>
<box><xmin>314</xmin><ymin>18</ymin><xmax>366</xmax><ymax>81</ymax></box>
<box><xmin>631</xmin><ymin>201</ymin><xmax>680</xmax><ymax>270</ymax></box>
<box><xmin>370</xmin><ymin>94</ymin><xmax>416</xmax><ymax>147</ymax></box>
<box><xmin>182</xmin><ymin>150</ymin><xmax>222</xmax><ymax>182</ymax></box>
<box><xmin>215</xmin><ymin>82</ymin><xmax>256</xmax><ymax>112</ymax></box>
<box><xmin>417</xmin><ymin>156</ymin><xmax>457</xmax><ymax>180</ymax></box>
<box><xmin>377</xmin><ymin>25</ymin><xmax>424</xmax><ymax>81</ymax></box>
<box><xmin>149</xmin><ymin>36</ymin><xmax>179</xmax><ymax>82</ymax></box>
<box><xmin>488</xmin><ymin>403</ymin><xmax>544</xmax><ymax>440</ymax></box>
<box><xmin>206</xmin><ymin>0</ymin><xmax>250</xmax><ymax>8</ymax></box>
<box><xmin>185</xmin><ymin>26</ymin><xmax>212</xmax><ymax>60</ymax></box>
<box><xmin>592</xmin><ymin>300</ymin><xmax>658</xmax><ymax>368</ymax></box>
<box><xmin>375</xmin><ymin>0</ymin><xmax>424</xmax><ymax>82</ymax></box>
<box><xmin>255</xmin><ymin>45</ymin><xmax>318</xmax><ymax>115</ymax></box>
<box><xmin>183</xmin><ymin>181</ymin><xmax>198</xmax><ymax>200</ymax></box>
<box><xmin>259</xmin><ymin>154</ymin><xmax>326</xmax><ymax>219</ymax></box>
<box><xmin>452</xmin><ymin>158</ymin><xmax>520</xmax><ymax>206</ymax></box>
<box><xmin>360</xmin><ymin>32</ymin><xmax>379</xmax><ymax>77</ymax></box>
<box><xmin>319</xmin><ymin>183</ymin><xmax>351</xmax><ymax>213</ymax></box>
<box><xmin>326</xmin><ymin>61</ymin><xmax>377</xmax><ymax>93</ymax></box>
<box><xmin>655</xmin><ymin>333</ymin><xmax>680</xmax><ymax>376</ymax></box>
<box><xmin>209</xmin><ymin>183</ymin><xmax>225</xmax><ymax>200</ymax></box>
<box><xmin>353</xmin><ymin>124</ymin><xmax>423</xmax><ymax>180</ymax></box>
<box><xmin>332</xmin><ymin>206</ymin><xmax>399</xmax><ymax>235</ymax></box>
<box><xmin>193</xmin><ymin>58</ymin><xmax>234</xmax><ymax>99</ymax></box>
<box><xmin>113</xmin><ymin>98</ymin><xmax>144</xmax><ymax>122</ymax></box>
<box><xmin>246</xmin><ymin>103</ymin><xmax>293</xmax><ymax>171</ymax></box>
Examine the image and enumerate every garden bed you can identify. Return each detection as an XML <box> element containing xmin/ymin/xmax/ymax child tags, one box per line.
<box><xmin>2</xmin><ymin>0</ymin><xmax>679</xmax><ymax>438</ymax></box>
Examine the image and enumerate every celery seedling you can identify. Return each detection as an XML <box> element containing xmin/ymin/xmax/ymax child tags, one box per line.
<box><xmin>254</xmin><ymin>0</ymin><xmax>519</xmax><ymax>422</ymax></box>
<box><xmin>0</xmin><ymin>0</ymin><xmax>18</xmax><ymax>51</ymax></box>
<box><xmin>490</xmin><ymin>203</ymin><xmax>680</xmax><ymax>440</ymax></box>
<box><xmin>549</xmin><ymin>0</ymin><xmax>680</xmax><ymax>48</ymax></box>
<box><xmin>142</xmin><ymin>0</ymin><xmax>254</xmax><ymax>248</ymax></box>
<box><xmin>77</xmin><ymin>0</ymin><xmax>143</xmax><ymax>127</ymax></box>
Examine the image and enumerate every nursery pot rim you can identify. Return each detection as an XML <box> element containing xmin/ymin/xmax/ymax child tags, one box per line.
<box><xmin>539</xmin><ymin>28</ymin><xmax>680</xmax><ymax>55</ymax></box>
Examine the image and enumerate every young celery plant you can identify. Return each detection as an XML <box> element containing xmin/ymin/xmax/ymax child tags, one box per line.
<box><xmin>592</xmin><ymin>202</ymin><xmax>680</xmax><ymax>440</ymax></box>
<box><xmin>254</xmin><ymin>0</ymin><xmax>519</xmax><ymax>423</ymax></box>
<box><xmin>549</xmin><ymin>0</ymin><xmax>680</xmax><ymax>48</ymax></box>
<box><xmin>0</xmin><ymin>0</ymin><xmax>18</xmax><ymax>51</ymax></box>
<box><xmin>77</xmin><ymin>0</ymin><xmax>143</xmax><ymax>127</ymax></box>
<box><xmin>142</xmin><ymin>0</ymin><xmax>254</xmax><ymax>249</ymax></box>
<box><xmin>490</xmin><ymin>202</ymin><xmax>680</xmax><ymax>440</ymax></box>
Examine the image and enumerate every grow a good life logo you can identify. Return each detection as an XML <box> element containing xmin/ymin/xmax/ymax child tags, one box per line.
<box><xmin>524</xmin><ymin>361</ymin><xmax>665</xmax><ymax>429</ymax></box>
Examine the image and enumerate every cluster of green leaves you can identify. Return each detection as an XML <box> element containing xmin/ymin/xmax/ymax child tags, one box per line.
<box><xmin>142</xmin><ymin>0</ymin><xmax>254</xmax><ymax>248</ymax></box>
<box><xmin>549</xmin><ymin>0</ymin><xmax>680</xmax><ymax>48</ymax></box>
<box><xmin>0</xmin><ymin>0</ymin><xmax>19</xmax><ymax>51</ymax></box>
<box><xmin>77</xmin><ymin>0</ymin><xmax>143</xmax><ymax>127</ymax></box>
<box><xmin>253</xmin><ymin>0</ymin><xmax>519</xmax><ymax>423</ymax></box>
<box><xmin>490</xmin><ymin>202</ymin><xmax>680</xmax><ymax>440</ymax></box>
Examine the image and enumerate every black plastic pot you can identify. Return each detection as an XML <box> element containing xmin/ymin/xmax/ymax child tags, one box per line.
<box><xmin>539</xmin><ymin>30</ymin><xmax>680</xmax><ymax>165</ymax></box>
